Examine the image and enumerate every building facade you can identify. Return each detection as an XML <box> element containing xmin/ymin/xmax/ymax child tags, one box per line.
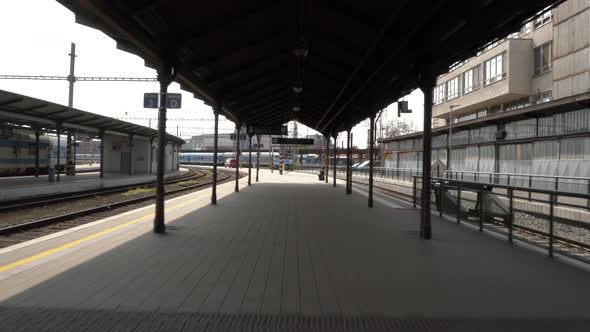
<box><xmin>381</xmin><ymin>0</ymin><xmax>590</xmax><ymax>181</ymax></box>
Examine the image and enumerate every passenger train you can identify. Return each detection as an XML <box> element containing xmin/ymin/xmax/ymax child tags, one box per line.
<box><xmin>0</xmin><ymin>132</ymin><xmax>52</xmax><ymax>176</ymax></box>
<box><xmin>179</xmin><ymin>151</ymin><xmax>280</xmax><ymax>167</ymax></box>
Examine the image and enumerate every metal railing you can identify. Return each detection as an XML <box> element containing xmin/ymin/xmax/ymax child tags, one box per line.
<box><xmin>444</xmin><ymin>170</ymin><xmax>590</xmax><ymax>195</ymax></box>
<box><xmin>298</xmin><ymin>164</ymin><xmax>423</xmax><ymax>183</ymax></box>
<box><xmin>413</xmin><ymin>175</ymin><xmax>590</xmax><ymax>263</ymax></box>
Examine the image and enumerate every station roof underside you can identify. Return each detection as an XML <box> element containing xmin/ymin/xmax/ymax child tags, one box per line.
<box><xmin>0</xmin><ymin>89</ymin><xmax>184</xmax><ymax>144</ymax></box>
<box><xmin>58</xmin><ymin>0</ymin><xmax>562</xmax><ymax>136</ymax></box>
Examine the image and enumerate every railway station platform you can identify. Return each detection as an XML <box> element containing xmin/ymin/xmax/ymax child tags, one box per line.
<box><xmin>0</xmin><ymin>169</ymin><xmax>187</xmax><ymax>202</ymax></box>
<box><xmin>0</xmin><ymin>170</ymin><xmax>589</xmax><ymax>331</ymax></box>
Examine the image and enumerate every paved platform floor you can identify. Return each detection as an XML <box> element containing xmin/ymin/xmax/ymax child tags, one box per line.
<box><xmin>0</xmin><ymin>170</ymin><xmax>589</xmax><ymax>331</ymax></box>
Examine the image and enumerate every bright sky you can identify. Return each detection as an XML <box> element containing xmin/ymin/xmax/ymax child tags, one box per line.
<box><xmin>0</xmin><ymin>0</ymin><xmax>424</xmax><ymax>148</ymax></box>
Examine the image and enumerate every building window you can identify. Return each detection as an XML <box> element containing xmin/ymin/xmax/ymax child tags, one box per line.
<box><xmin>462</xmin><ymin>65</ymin><xmax>480</xmax><ymax>94</ymax></box>
<box><xmin>520</xmin><ymin>22</ymin><xmax>532</xmax><ymax>36</ymax></box>
<box><xmin>534</xmin><ymin>9</ymin><xmax>552</xmax><ymax>29</ymax></box>
<box><xmin>446</xmin><ymin>76</ymin><xmax>460</xmax><ymax>100</ymax></box>
<box><xmin>484</xmin><ymin>52</ymin><xmax>505</xmax><ymax>85</ymax></box>
<box><xmin>532</xmin><ymin>90</ymin><xmax>552</xmax><ymax>104</ymax></box>
<box><xmin>534</xmin><ymin>43</ymin><xmax>552</xmax><ymax>74</ymax></box>
<box><xmin>433</xmin><ymin>83</ymin><xmax>446</xmax><ymax>105</ymax></box>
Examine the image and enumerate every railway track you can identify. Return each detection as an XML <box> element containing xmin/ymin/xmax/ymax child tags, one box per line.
<box><xmin>0</xmin><ymin>169</ymin><xmax>234</xmax><ymax>247</ymax></box>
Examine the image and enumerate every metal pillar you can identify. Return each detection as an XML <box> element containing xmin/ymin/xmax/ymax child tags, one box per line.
<box><xmin>235</xmin><ymin>123</ymin><xmax>240</xmax><ymax>193</ymax></box>
<box><xmin>99</xmin><ymin>130</ymin><xmax>105</xmax><ymax>178</ymax></box>
<box><xmin>212</xmin><ymin>106</ymin><xmax>219</xmax><ymax>204</ymax></box>
<box><xmin>128</xmin><ymin>134</ymin><xmax>134</xmax><ymax>176</ymax></box>
<box><xmin>248</xmin><ymin>134</ymin><xmax>253</xmax><ymax>186</ymax></box>
<box><xmin>154</xmin><ymin>65</ymin><xmax>174</xmax><ymax>234</ymax></box>
<box><xmin>56</xmin><ymin>127</ymin><xmax>61</xmax><ymax>182</ymax></box>
<box><xmin>35</xmin><ymin>131</ymin><xmax>40</xmax><ymax>177</ymax></box>
<box><xmin>418</xmin><ymin>70</ymin><xmax>436</xmax><ymax>240</ymax></box>
<box><xmin>66</xmin><ymin>134</ymin><xmax>72</xmax><ymax>176</ymax></box>
<box><xmin>256</xmin><ymin>135</ymin><xmax>260</xmax><ymax>182</ymax></box>
<box><xmin>149</xmin><ymin>137</ymin><xmax>154</xmax><ymax>174</ymax></box>
<box><xmin>325</xmin><ymin>136</ymin><xmax>329</xmax><ymax>183</ymax></box>
<box><xmin>346</xmin><ymin>130</ymin><xmax>351</xmax><ymax>194</ymax></box>
<box><xmin>67</xmin><ymin>43</ymin><xmax>76</xmax><ymax>108</ymax></box>
<box><xmin>333</xmin><ymin>132</ymin><xmax>337</xmax><ymax>187</ymax></box>
<box><xmin>369</xmin><ymin>115</ymin><xmax>375</xmax><ymax>208</ymax></box>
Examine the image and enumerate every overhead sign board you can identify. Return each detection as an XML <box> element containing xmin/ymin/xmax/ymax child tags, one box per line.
<box><xmin>143</xmin><ymin>93</ymin><xmax>158</xmax><ymax>108</ymax></box>
<box><xmin>143</xmin><ymin>93</ymin><xmax>182</xmax><ymax>109</ymax></box>
<box><xmin>271</xmin><ymin>138</ymin><xmax>314</xmax><ymax>145</ymax></box>
<box><xmin>166</xmin><ymin>93</ymin><xmax>182</xmax><ymax>109</ymax></box>
<box><xmin>247</xmin><ymin>125</ymin><xmax>288</xmax><ymax>136</ymax></box>
<box><xmin>230</xmin><ymin>134</ymin><xmax>247</xmax><ymax>141</ymax></box>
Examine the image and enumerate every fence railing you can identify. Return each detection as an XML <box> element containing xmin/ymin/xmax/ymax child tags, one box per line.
<box><xmin>412</xmin><ymin>175</ymin><xmax>590</xmax><ymax>264</ymax></box>
<box><xmin>444</xmin><ymin>170</ymin><xmax>590</xmax><ymax>195</ymax></box>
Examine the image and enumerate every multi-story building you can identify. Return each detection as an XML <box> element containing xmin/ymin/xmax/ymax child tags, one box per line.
<box><xmin>381</xmin><ymin>0</ymin><xmax>590</xmax><ymax>181</ymax></box>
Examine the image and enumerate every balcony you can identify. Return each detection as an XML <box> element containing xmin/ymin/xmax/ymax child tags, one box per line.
<box><xmin>433</xmin><ymin>38</ymin><xmax>534</xmax><ymax>122</ymax></box>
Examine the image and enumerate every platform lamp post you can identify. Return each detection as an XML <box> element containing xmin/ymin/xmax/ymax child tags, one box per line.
<box><xmin>448</xmin><ymin>104</ymin><xmax>460</xmax><ymax>172</ymax></box>
<box><xmin>369</xmin><ymin>114</ymin><xmax>375</xmax><ymax>208</ymax></box>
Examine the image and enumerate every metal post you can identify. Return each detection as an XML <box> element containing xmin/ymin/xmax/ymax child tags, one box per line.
<box><xmin>99</xmin><ymin>130</ymin><xmax>105</xmax><ymax>178</ymax></box>
<box><xmin>419</xmin><ymin>71</ymin><xmax>435</xmax><ymax>240</ymax></box>
<box><xmin>67</xmin><ymin>43</ymin><xmax>76</xmax><ymax>108</ymax></box>
<box><xmin>369</xmin><ymin>115</ymin><xmax>375</xmax><ymax>208</ymax></box>
<box><xmin>256</xmin><ymin>134</ymin><xmax>260</xmax><ymax>182</ymax></box>
<box><xmin>333</xmin><ymin>133</ymin><xmax>337</xmax><ymax>187</ymax></box>
<box><xmin>413</xmin><ymin>178</ymin><xmax>417</xmax><ymax>208</ymax></box>
<box><xmin>56</xmin><ymin>127</ymin><xmax>61</xmax><ymax>182</ymax></box>
<box><xmin>549</xmin><ymin>193</ymin><xmax>554</xmax><ymax>257</ymax></box>
<box><xmin>248</xmin><ymin>134</ymin><xmax>253</xmax><ymax>186</ymax></box>
<box><xmin>35</xmin><ymin>131</ymin><xmax>40</xmax><ymax>177</ymax></box>
<box><xmin>66</xmin><ymin>134</ymin><xmax>72</xmax><ymax>176</ymax></box>
<box><xmin>212</xmin><ymin>107</ymin><xmax>219</xmax><ymax>204</ymax></box>
<box><xmin>154</xmin><ymin>65</ymin><xmax>173</xmax><ymax>234</ymax></box>
<box><xmin>479</xmin><ymin>188</ymin><xmax>484</xmax><ymax>232</ymax></box>
<box><xmin>235</xmin><ymin>123</ymin><xmax>240</xmax><ymax>193</ymax></box>
<box><xmin>508</xmin><ymin>188</ymin><xmax>513</xmax><ymax>243</ymax></box>
<box><xmin>149</xmin><ymin>137</ymin><xmax>154</xmax><ymax>174</ymax></box>
<box><xmin>128</xmin><ymin>134</ymin><xmax>134</xmax><ymax>176</ymax></box>
<box><xmin>456</xmin><ymin>182</ymin><xmax>461</xmax><ymax>223</ymax></box>
<box><xmin>346</xmin><ymin>130</ymin><xmax>352</xmax><ymax>194</ymax></box>
<box><xmin>325</xmin><ymin>136</ymin><xmax>330</xmax><ymax>183</ymax></box>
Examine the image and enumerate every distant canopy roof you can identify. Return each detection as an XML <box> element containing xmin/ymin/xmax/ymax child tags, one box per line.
<box><xmin>0</xmin><ymin>89</ymin><xmax>184</xmax><ymax>144</ymax></box>
<box><xmin>57</xmin><ymin>0</ymin><xmax>562</xmax><ymax>136</ymax></box>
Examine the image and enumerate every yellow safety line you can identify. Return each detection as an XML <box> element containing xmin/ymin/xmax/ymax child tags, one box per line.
<box><xmin>0</xmin><ymin>189</ymin><xmax>212</xmax><ymax>274</ymax></box>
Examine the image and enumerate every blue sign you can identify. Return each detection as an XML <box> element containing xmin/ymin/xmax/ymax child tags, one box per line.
<box><xmin>166</xmin><ymin>93</ymin><xmax>182</xmax><ymax>109</ymax></box>
<box><xmin>143</xmin><ymin>93</ymin><xmax>158</xmax><ymax>108</ymax></box>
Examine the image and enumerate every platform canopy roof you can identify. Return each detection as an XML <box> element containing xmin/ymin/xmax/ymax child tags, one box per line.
<box><xmin>57</xmin><ymin>0</ymin><xmax>562</xmax><ymax>136</ymax></box>
<box><xmin>0</xmin><ymin>89</ymin><xmax>184</xmax><ymax>143</ymax></box>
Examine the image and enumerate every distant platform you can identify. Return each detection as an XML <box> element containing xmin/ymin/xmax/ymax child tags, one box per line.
<box><xmin>0</xmin><ymin>169</ymin><xmax>187</xmax><ymax>202</ymax></box>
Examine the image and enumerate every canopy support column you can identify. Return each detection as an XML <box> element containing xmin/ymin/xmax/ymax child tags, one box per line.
<box><xmin>418</xmin><ymin>68</ymin><xmax>436</xmax><ymax>240</ymax></box>
<box><xmin>99</xmin><ymin>130</ymin><xmax>105</xmax><ymax>178</ymax></box>
<box><xmin>332</xmin><ymin>132</ymin><xmax>337</xmax><ymax>187</ymax></box>
<box><xmin>346</xmin><ymin>130</ymin><xmax>351</xmax><ymax>195</ymax></box>
<box><xmin>34</xmin><ymin>130</ymin><xmax>40</xmax><ymax>178</ymax></box>
<box><xmin>369</xmin><ymin>114</ymin><xmax>375</xmax><ymax>208</ymax></box>
<box><xmin>248</xmin><ymin>134</ymin><xmax>253</xmax><ymax>186</ymax></box>
<box><xmin>128</xmin><ymin>134</ymin><xmax>134</xmax><ymax>176</ymax></box>
<box><xmin>325</xmin><ymin>136</ymin><xmax>330</xmax><ymax>183</ymax></box>
<box><xmin>256</xmin><ymin>134</ymin><xmax>260</xmax><ymax>182</ymax></box>
<box><xmin>154</xmin><ymin>64</ymin><xmax>175</xmax><ymax>234</ymax></box>
<box><xmin>212</xmin><ymin>105</ymin><xmax>219</xmax><ymax>205</ymax></box>
<box><xmin>235</xmin><ymin>122</ymin><xmax>240</xmax><ymax>193</ymax></box>
<box><xmin>56</xmin><ymin>125</ymin><xmax>61</xmax><ymax>182</ymax></box>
